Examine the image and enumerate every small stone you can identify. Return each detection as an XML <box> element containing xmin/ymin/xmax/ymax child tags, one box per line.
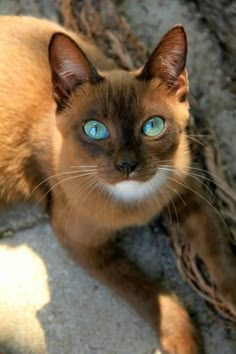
<box><xmin>0</xmin><ymin>229</ymin><xmax>15</xmax><ymax>239</ymax></box>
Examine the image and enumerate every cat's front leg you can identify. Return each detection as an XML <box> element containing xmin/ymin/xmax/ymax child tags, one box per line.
<box><xmin>51</xmin><ymin>206</ymin><xmax>201</xmax><ymax>354</ymax></box>
<box><xmin>173</xmin><ymin>184</ymin><xmax>236</xmax><ymax>313</ymax></box>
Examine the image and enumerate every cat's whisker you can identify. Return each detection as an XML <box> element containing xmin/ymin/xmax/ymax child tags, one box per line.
<box><xmin>58</xmin><ymin>181</ymin><xmax>77</xmax><ymax>239</ymax></box>
<box><xmin>188</xmin><ymin>166</ymin><xmax>230</xmax><ymax>184</ymax></box>
<box><xmin>163</xmin><ymin>181</ymin><xmax>187</xmax><ymax>207</ymax></box>
<box><xmin>166</xmin><ymin>175</ymin><xmax>230</xmax><ymax>233</ymax></box>
<box><xmin>186</xmin><ymin>135</ymin><xmax>206</xmax><ymax>148</ymax></box>
<box><xmin>187</xmin><ymin>134</ymin><xmax>212</xmax><ymax>137</ymax></box>
<box><xmin>158</xmin><ymin>166</ymin><xmax>215</xmax><ymax>199</ymax></box>
<box><xmin>65</xmin><ymin>175</ymin><xmax>98</xmax><ymax>237</ymax></box>
<box><xmin>54</xmin><ymin>188</ymin><xmax>70</xmax><ymax>236</ymax></box>
<box><xmin>158</xmin><ymin>163</ymin><xmax>224</xmax><ymax>185</ymax></box>
<box><xmin>70</xmin><ymin>175</ymin><xmax>98</xmax><ymax>205</ymax></box>
<box><xmin>71</xmin><ymin>165</ymin><xmax>97</xmax><ymax>169</ymax></box>
<box><xmin>94</xmin><ymin>182</ymin><xmax>104</xmax><ymax>217</ymax></box>
<box><xmin>157</xmin><ymin>164</ymin><xmax>209</xmax><ymax>180</ymax></box>
<box><xmin>163</xmin><ymin>184</ymin><xmax>180</xmax><ymax>227</ymax></box>
<box><xmin>150</xmin><ymin>156</ymin><xmax>192</xmax><ymax>166</ymax></box>
<box><xmin>69</xmin><ymin>167</ymin><xmax>98</xmax><ymax>174</ymax></box>
<box><xmin>30</xmin><ymin>170</ymin><xmax>96</xmax><ymax>197</ymax></box>
<box><xmin>158</xmin><ymin>164</ymin><xmax>231</xmax><ymax>200</ymax></box>
<box><xmin>102</xmin><ymin>186</ymin><xmax>113</xmax><ymax>225</ymax></box>
<box><xmin>159</xmin><ymin>166</ymin><xmax>215</xmax><ymax>203</ymax></box>
<box><xmin>72</xmin><ymin>179</ymin><xmax>101</xmax><ymax>233</ymax></box>
<box><xmin>35</xmin><ymin>172</ymin><xmax>97</xmax><ymax>207</ymax></box>
<box><xmin>70</xmin><ymin>169</ymin><xmax>98</xmax><ymax>173</ymax></box>
<box><xmin>79</xmin><ymin>178</ymin><xmax>100</xmax><ymax>207</ymax></box>
<box><xmin>103</xmin><ymin>185</ymin><xmax>117</xmax><ymax>227</ymax></box>
<box><xmin>95</xmin><ymin>183</ymin><xmax>105</xmax><ymax>223</ymax></box>
<box><xmin>38</xmin><ymin>173</ymin><xmax>97</xmax><ymax>239</ymax></box>
<box><xmin>156</xmin><ymin>185</ymin><xmax>173</xmax><ymax>225</ymax></box>
<box><xmin>71</xmin><ymin>165</ymin><xmax>113</xmax><ymax>174</ymax></box>
<box><xmin>65</xmin><ymin>176</ymin><xmax>95</xmax><ymax>242</ymax></box>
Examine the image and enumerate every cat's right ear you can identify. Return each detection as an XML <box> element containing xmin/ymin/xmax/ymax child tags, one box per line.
<box><xmin>138</xmin><ymin>25</ymin><xmax>188</xmax><ymax>100</ymax></box>
<box><xmin>48</xmin><ymin>32</ymin><xmax>102</xmax><ymax>110</ymax></box>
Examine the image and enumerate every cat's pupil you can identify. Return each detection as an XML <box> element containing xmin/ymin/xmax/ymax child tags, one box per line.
<box><xmin>91</xmin><ymin>125</ymin><xmax>97</xmax><ymax>137</ymax></box>
<box><xmin>148</xmin><ymin>122</ymin><xmax>153</xmax><ymax>129</ymax></box>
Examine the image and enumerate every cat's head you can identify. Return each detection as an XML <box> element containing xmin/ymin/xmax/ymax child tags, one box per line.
<box><xmin>48</xmin><ymin>25</ymin><xmax>190</xmax><ymax>203</ymax></box>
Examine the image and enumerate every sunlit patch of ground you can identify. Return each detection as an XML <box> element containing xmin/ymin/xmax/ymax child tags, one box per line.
<box><xmin>0</xmin><ymin>244</ymin><xmax>50</xmax><ymax>354</ymax></box>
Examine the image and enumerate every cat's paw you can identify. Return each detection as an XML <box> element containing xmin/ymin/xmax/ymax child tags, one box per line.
<box><xmin>160</xmin><ymin>330</ymin><xmax>201</xmax><ymax>354</ymax></box>
<box><xmin>157</xmin><ymin>295</ymin><xmax>202</xmax><ymax>354</ymax></box>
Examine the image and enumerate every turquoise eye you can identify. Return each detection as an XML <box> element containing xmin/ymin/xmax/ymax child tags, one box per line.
<box><xmin>83</xmin><ymin>120</ymin><xmax>109</xmax><ymax>140</ymax></box>
<box><xmin>142</xmin><ymin>117</ymin><xmax>165</xmax><ymax>137</ymax></box>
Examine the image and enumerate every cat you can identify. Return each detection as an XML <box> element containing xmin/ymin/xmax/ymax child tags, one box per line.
<box><xmin>0</xmin><ymin>15</ymin><xmax>235</xmax><ymax>354</ymax></box>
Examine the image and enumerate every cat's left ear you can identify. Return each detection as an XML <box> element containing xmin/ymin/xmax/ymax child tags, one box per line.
<box><xmin>139</xmin><ymin>25</ymin><xmax>188</xmax><ymax>100</ymax></box>
<box><xmin>48</xmin><ymin>32</ymin><xmax>102</xmax><ymax>109</ymax></box>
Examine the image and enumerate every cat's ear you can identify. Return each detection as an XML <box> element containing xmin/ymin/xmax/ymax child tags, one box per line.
<box><xmin>48</xmin><ymin>32</ymin><xmax>102</xmax><ymax>109</ymax></box>
<box><xmin>139</xmin><ymin>25</ymin><xmax>188</xmax><ymax>99</ymax></box>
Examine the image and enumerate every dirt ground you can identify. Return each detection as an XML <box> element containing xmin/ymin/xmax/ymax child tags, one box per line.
<box><xmin>0</xmin><ymin>1</ymin><xmax>235</xmax><ymax>353</ymax></box>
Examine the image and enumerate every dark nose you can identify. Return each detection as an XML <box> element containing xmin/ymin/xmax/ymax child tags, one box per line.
<box><xmin>115</xmin><ymin>160</ymin><xmax>139</xmax><ymax>174</ymax></box>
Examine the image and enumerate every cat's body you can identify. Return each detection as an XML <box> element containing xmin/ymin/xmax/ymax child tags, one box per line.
<box><xmin>0</xmin><ymin>16</ymin><xmax>115</xmax><ymax>205</ymax></box>
<box><xmin>0</xmin><ymin>16</ymin><xmax>235</xmax><ymax>354</ymax></box>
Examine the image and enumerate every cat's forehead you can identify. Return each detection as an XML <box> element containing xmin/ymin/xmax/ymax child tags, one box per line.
<box><xmin>101</xmin><ymin>70</ymin><xmax>141</xmax><ymax>101</ymax></box>
<box><xmin>97</xmin><ymin>70</ymin><xmax>177</xmax><ymax>120</ymax></box>
<box><xmin>92</xmin><ymin>70</ymin><xmax>143</xmax><ymax>121</ymax></box>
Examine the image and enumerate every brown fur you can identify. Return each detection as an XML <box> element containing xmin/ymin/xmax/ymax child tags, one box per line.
<box><xmin>0</xmin><ymin>16</ymin><xmax>235</xmax><ymax>354</ymax></box>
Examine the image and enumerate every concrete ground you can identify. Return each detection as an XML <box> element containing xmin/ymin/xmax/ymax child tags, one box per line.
<box><xmin>0</xmin><ymin>1</ymin><xmax>236</xmax><ymax>354</ymax></box>
<box><xmin>0</xmin><ymin>205</ymin><xmax>158</xmax><ymax>354</ymax></box>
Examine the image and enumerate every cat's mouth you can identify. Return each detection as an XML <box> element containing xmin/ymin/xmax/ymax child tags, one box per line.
<box><xmin>98</xmin><ymin>165</ymin><xmax>157</xmax><ymax>185</ymax></box>
<box><xmin>105</xmin><ymin>169</ymin><xmax>168</xmax><ymax>202</ymax></box>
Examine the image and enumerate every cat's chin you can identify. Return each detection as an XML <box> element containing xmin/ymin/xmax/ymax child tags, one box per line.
<box><xmin>105</xmin><ymin>170</ymin><xmax>168</xmax><ymax>202</ymax></box>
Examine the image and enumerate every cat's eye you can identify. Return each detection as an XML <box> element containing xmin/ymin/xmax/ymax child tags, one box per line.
<box><xmin>142</xmin><ymin>117</ymin><xmax>165</xmax><ymax>137</ymax></box>
<box><xmin>83</xmin><ymin>120</ymin><xmax>109</xmax><ymax>140</ymax></box>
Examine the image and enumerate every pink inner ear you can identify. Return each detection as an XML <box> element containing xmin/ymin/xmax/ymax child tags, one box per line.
<box><xmin>58</xmin><ymin>59</ymin><xmax>90</xmax><ymax>84</ymax></box>
<box><xmin>140</xmin><ymin>25</ymin><xmax>187</xmax><ymax>90</ymax></box>
<box><xmin>53</xmin><ymin>42</ymin><xmax>93</xmax><ymax>86</ymax></box>
<box><xmin>48</xmin><ymin>32</ymin><xmax>100</xmax><ymax>105</ymax></box>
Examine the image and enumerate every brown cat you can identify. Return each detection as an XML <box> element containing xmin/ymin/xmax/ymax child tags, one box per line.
<box><xmin>0</xmin><ymin>16</ymin><xmax>235</xmax><ymax>354</ymax></box>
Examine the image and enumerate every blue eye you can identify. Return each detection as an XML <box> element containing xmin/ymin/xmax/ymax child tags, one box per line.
<box><xmin>142</xmin><ymin>117</ymin><xmax>165</xmax><ymax>137</ymax></box>
<box><xmin>83</xmin><ymin>120</ymin><xmax>109</xmax><ymax>140</ymax></box>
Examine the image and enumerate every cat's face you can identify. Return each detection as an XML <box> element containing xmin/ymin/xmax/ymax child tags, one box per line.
<box><xmin>49</xmin><ymin>26</ymin><xmax>190</xmax><ymax>202</ymax></box>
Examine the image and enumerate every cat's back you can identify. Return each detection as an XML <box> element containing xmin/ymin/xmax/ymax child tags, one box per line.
<box><xmin>0</xmin><ymin>17</ymin><xmax>60</xmax><ymax>203</ymax></box>
<box><xmin>0</xmin><ymin>16</ymin><xmax>115</xmax><ymax>124</ymax></box>
<box><xmin>0</xmin><ymin>17</ymin><xmax>83</xmax><ymax>203</ymax></box>
<box><xmin>0</xmin><ymin>16</ymin><xmax>65</xmax><ymax>79</ymax></box>
<box><xmin>0</xmin><ymin>16</ymin><xmax>114</xmax><ymax>96</ymax></box>
<box><xmin>0</xmin><ymin>17</ymin><xmax>68</xmax><ymax>117</ymax></box>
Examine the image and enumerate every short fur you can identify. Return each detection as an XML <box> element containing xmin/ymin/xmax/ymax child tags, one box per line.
<box><xmin>0</xmin><ymin>16</ymin><xmax>235</xmax><ymax>354</ymax></box>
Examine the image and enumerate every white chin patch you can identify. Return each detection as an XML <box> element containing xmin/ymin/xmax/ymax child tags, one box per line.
<box><xmin>107</xmin><ymin>170</ymin><xmax>168</xmax><ymax>202</ymax></box>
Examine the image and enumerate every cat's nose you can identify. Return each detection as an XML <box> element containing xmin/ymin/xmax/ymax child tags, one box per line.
<box><xmin>115</xmin><ymin>160</ymin><xmax>139</xmax><ymax>174</ymax></box>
